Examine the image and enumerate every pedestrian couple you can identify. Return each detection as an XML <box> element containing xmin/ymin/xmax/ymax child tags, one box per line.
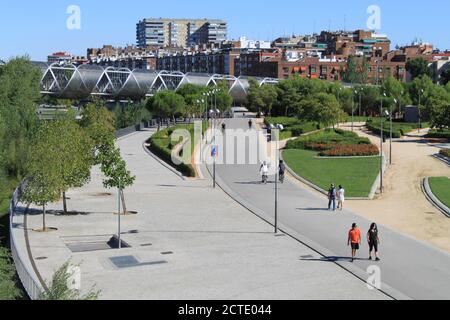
<box><xmin>347</xmin><ymin>223</ymin><xmax>381</xmax><ymax>263</ymax></box>
<box><xmin>328</xmin><ymin>184</ymin><xmax>345</xmax><ymax>211</ymax></box>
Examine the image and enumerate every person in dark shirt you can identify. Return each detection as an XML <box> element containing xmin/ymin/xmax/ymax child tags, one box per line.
<box><xmin>367</xmin><ymin>223</ymin><xmax>381</xmax><ymax>261</ymax></box>
<box><xmin>279</xmin><ymin>160</ymin><xmax>286</xmax><ymax>183</ymax></box>
<box><xmin>328</xmin><ymin>184</ymin><xmax>337</xmax><ymax>211</ymax></box>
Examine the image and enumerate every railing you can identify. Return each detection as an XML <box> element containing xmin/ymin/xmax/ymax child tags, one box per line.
<box><xmin>9</xmin><ymin>181</ymin><xmax>44</xmax><ymax>300</ymax></box>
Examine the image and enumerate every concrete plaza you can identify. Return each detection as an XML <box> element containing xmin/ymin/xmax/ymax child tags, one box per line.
<box><xmin>19</xmin><ymin>129</ymin><xmax>388</xmax><ymax>300</ymax></box>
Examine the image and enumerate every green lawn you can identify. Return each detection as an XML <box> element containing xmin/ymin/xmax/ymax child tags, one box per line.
<box><xmin>283</xmin><ymin>149</ymin><xmax>380</xmax><ymax>197</ymax></box>
<box><xmin>429</xmin><ymin>177</ymin><xmax>450</xmax><ymax>208</ymax></box>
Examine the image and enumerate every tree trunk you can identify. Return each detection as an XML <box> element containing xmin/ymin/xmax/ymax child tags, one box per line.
<box><xmin>120</xmin><ymin>189</ymin><xmax>127</xmax><ymax>214</ymax></box>
<box><xmin>63</xmin><ymin>191</ymin><xmax>68</xmax><ymax>214</ymax></box>
<box><xmin>43</xmin><ymin>204</ymin><xmax>46</xmax><ymax>231</ymax></box>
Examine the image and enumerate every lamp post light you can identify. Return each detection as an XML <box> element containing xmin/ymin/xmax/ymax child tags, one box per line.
<box><xmin>274</xmin><ymin>129</ymin><xmax>280</xmax><ymax>234</ymax></box>
<box><xmin>418</xmin><ymin>89</ymin><xmax>424</xmax><ymax>134</ymax></box>
<box><xmin>117</xmin><ymin>178</ymin><xmax>122</xmax><ymax>250</ymax></box>
<box><xmin>380</xmin><ymin>92</ymin><xmax>386</xmax><ymax>194</ymax></box>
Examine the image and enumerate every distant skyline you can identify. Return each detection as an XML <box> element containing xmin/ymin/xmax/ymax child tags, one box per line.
<box><xmin>0</xmin><ymin>0</ymin><xmax>448</xmax><ymax>61</ymax></box>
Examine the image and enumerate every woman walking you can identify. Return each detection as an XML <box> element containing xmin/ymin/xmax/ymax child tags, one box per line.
<box><xmin>367</xmin><ymin>223</ymin><xmax>381</xmax><ymax>261</ymax></box>
<box><xmin>337</xmin><ymin>185</ymin><xmax>345</xmax><ymax>211</ymax></box>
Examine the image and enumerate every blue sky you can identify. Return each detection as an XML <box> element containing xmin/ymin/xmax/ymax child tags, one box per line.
<box><xmin>0</xmin><ymin>0</ymin><xmax>448</xmax><ymax>61</ymax></box>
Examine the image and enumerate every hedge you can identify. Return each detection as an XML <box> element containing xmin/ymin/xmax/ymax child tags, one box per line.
<box><xmin>265</xmin><ymin>117</ymin><xmax>319</xmax><ymax>138</ymax></box>
<box><xmin>148</xmin><ymin>138</ymin><xmax>195</xmax><ymax>177</ymax></box>
<box><xmin>366</xmin><ymin>122</ymin><xmax>403</xmax><ymax>138</ymax></box>
<box><xmin>427</xmin><ymin>130</ymin><xmax>450</xmax><ymax>140</ymax></box>
<box><xmin>147</xmin><ymin>123</ymin><xmax>206</xmax><ymax>178</ymax></box>
<box><xmin>440</xmin><ymin>148</ymin><xmax>450</xmax><ymax>158</ymax></box>
<box><xmin>286</xmin><ymin>129</ymin><xmax>371</xmax><ymax>150</ymax></box>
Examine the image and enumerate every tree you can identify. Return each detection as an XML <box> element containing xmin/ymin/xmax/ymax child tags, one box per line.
<box><xmin>440</xmin><ymin>69</ymin><xmax>450</xmax><ymax>85</ymax></box>
<box><xmin>313</xmin><ymin>93</ymin><xmax>346</xmax><ymax>128</ymax></box>
<box><xmin>99</xmin><ymin>146</ymin><xmax>135</xmax><ymax>214</ymax></box>
<box><xmin>341</xmin><ymin>56</ymin><xmax>370</xmax><ymax>84</ymax></box>
<box><xmin>0</xmin><ymin>57</ymin><xmax>41</xmax><ymax>178</ymax></box>
<box><xmin>22</xmin><ymin>122</ymin><xmax>61</xmax><ymax>231</ymax></box>
<box><xmin>52</xmin><ymin>115</ymin><xmax>93</xmax><ymax>214</ymax></box>
<box><xmin>406</xmin><ymin>58</ymin><xmax>431</xmax><ymax>80</ymax></box>
<box><xmin>247</xmin><ymin>78</ymin><xmax>278</xmax><ymax>116</ymax></box>
<box><xmin>429</xmin><ymin>99</ymin><xmax>450</xmax><ymax>129</ymax></box>
<box><xmin>215</xmin><ymin>81</ymin><xmax>233</xmax><ymax>113</ymax></box>
<box><xmin>148</xmin><ymin>91</ymin><xmax>186</xmax><ymax>130</ymax></box>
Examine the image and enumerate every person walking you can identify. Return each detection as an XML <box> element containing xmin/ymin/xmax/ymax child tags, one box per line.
<box><xmin>337</xmin><ymin>185</ymin><xmax>345</xmax><ymax>211</ymax></box>
<box><xmin>328</xmin><ymin>184</ymin><xmax>337</xmax><ymax>211</ymax></box>
<box><xmin>248</xmin><ymin>119</ymin><xmax>253</xmax><ymax>130</ymax></box>
<box><xmin>348</xmin><ymin>223</ymin><xmax>362</xmax><ymax>263</ymax></box>
<box><xmin>260</xmin><ymin>161</ymin><xmax>269</xmax><ymax>184</ymax></box>
<box><xmin>279</xmin><ymin>160</ymin><xmax>286</xmax><ymax>184</ymax></box>
<box><xmin>367</xmin><ymin>223</ymin><xmax>381</xmax><ymax>261</ymax></box>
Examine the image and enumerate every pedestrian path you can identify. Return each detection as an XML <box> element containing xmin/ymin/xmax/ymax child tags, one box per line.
<box><xmin>19</xmin><ymin>129</ymin><xmax>387</xmax><ymax>300</ymax></box>
<box><xmin>211</xmin><ymin>119</ymin><xmax>450</xmax><ymax>300</ymax></box>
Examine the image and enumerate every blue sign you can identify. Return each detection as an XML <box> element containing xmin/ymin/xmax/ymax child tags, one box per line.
<box><xmin>211</xmin><ymin>145</ymin><xmax>218</xmax><ymax>158</ymax></box>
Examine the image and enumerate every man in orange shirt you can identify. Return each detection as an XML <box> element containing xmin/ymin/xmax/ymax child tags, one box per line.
<box><xmin>348</xmin><ymin>223</ymin><xmax>362</xmax><ymax>263</ymax></box>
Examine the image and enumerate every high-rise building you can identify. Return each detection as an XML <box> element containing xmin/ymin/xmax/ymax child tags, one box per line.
<box><xmin>136</xmin><ymin>18</ymin><xmax>227</xmax><ymax>48</ymax></box>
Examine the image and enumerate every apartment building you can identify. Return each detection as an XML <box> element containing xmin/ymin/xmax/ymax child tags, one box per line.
<box><xmin>87</xmin><ymin>45</ymin><xmax>158</xmax><ymax>70</ymax></box>
<box><xmin>136</xmin><ymin>18</ymin><xmax>227</xmax><ymax>48</ymax></box>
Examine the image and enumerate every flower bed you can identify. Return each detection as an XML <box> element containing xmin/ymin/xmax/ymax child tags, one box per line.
<box><xmin>319</xmin><ymin>144</ymin><xmax>380</xmax><ymax>157</ymax></box>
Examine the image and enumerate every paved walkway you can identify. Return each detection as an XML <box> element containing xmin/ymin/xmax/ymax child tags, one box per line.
<box><xmin>209</xmin><ymin>118</ymin><xmax>450</xmax><ymax>300</ymax></box>
<box><xmin>20</xmin><ymin>129</ymin><xmax>387</xmax><ymax>300</ymax></box>
<box><xmin>342</xmin><ymin>123</ymin><xmax>450</xmax><ymax>253</ymax></box>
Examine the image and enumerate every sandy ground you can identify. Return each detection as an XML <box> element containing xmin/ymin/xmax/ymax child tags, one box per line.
<box><xmin>341</xmin><ymin>123</ymin><xmax>450</xmax><ymax>253</ymax></box>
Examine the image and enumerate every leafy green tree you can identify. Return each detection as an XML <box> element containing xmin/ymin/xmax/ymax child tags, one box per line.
<box><xmin>429</xmin><ymin>99</ymin><xmax>450</xmax><ymax>129</ymax></box>
<box><xmin>52</xmin><ymin>115</ymin><xmax>93</xmax><ymax>214</ymax></box>
<box><xmin>406</xmin><ymin>58</ymin><xmax>431</xmax><ymax>80</ymax></box>
<box><xmin>215</xmin><ymin>81</ymin><xmax>233</xmax><ymax>113</ymax></box>
<box><xmin>80</xmin><ymin>102</ymin><xmax>117</xmax><ymax>165</ymax></box>
<box><xmin>0</xmin><ymin>57</ymin><xmax>41</xmax><ymax>178</ymax></box>
<box><xmin>440</xmin><ymin>69</ymin><xmax>450</xmax><ymax>86</ymax></box>
<box><xmin>148</xmin><ymin>91</ymin><xmax>186</xmax><ymax>130</ymax></box>
<box><xmin>40</xmin><ymin>261</ymin><xmax>99</xmax><ymax>300</ymax></box>
<box><xmin>99</xmin><ymin>146</ymin><xmax>135</xmax><ymax>214</ymax></box>
<box><xmin>22</xmin><ymin>122</ymin><xmax>61</xmax><ymax>231</ymax></box>
<box><xmin>341</xmin><ymin>56</ymin><xmax>370</xmax><ymax>84</ymax></box>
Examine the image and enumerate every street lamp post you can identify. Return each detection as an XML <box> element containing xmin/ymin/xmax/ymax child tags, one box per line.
<box><xmin>117</xmin><ymin>178</ymin><xmax>122</xmax><ymax>249</ymax></box>
<box><xmin>418</xmin><ymin>89</ymin><xmax>424</xmax><ymax>134</ymax></box>
<box><xmin>380</xmin><ymin>92</ymin><xmax>386</xmax><ymax>194</ymax></box>
<box><xmin>274</xmin><ymin>129</ymin><xmax>279</xmax><ymax>234</ymax></box>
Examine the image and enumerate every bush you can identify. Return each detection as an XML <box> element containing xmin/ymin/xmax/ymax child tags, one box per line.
<box><xmin>265</xmin><ymin>117</ymin><xmax>318</xmax><ymax>138</ymax></box>
<box><xmin>427</xmin><ymin>130</ymin><xmax>450</xmax><ymax>140</ymax></box>
<box><xmin>148</xmin><ymin>137</ymin><xmax>195</xmax><ymax>178</ymax></box>
<box><xmin>366</xmin><ymin>121</ymin><xmax>403</xmax><ymax>138</ymax></box>
<box><xmin>319</xmin><ymin>144</ymin><xmax>380</xmax><ymax>157</ymax></box>
<box><xmin>440</xmin><ymin>149</ymin><xmax>450</xmax><ymax>158</ymax></box>
<box><xmin>286</xmin><ymin>129</ymin><xmax>371</xmax><ymax>150</ymax></box>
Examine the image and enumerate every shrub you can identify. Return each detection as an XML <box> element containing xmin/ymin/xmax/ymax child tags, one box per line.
<box><xmin>286</xmin><ymin>129</ymin><xmax>371</xmax><ymax>150</ymax></box>
<box><xmin>319</xmin><ymin>144</ymin><xmax>380</xmax><ymax>157</ymax></box>
<box><xmin>427</xmin><ymin>130</ymin><xmax>450</xmax><ymax>140</ymax></box>
<box><xmin>366</xmin><ymin>122</ymin><xmax>402</xmax><ymax>138</ymax></box>
<box><xmin>440</xmin><ymin>148</ymin><xmax>450</xmax><ymax>158</ymax></box>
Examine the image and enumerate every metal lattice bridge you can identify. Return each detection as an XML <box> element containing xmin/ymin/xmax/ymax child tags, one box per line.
<box><xmin>33</xmin><ymin>62</ymin><xmax>279</xmax><ymax>103</ymax></box>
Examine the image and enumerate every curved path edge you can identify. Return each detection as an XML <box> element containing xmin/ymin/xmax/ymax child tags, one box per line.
<box><xmin>422</xmin><ymin>178</ymin><xmax>450</xmax><ymax>218</ymax></box>
<box><xmin>203</xmin><ymin>161</ymin><xmax>410</xmax><ymax>301</ymax></box>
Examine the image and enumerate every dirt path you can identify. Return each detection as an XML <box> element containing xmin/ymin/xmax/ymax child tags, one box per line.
<box><xmin>342</xmin><ymin>123</ymin><xmax>450</xmax><ymax>252</ymax></box>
